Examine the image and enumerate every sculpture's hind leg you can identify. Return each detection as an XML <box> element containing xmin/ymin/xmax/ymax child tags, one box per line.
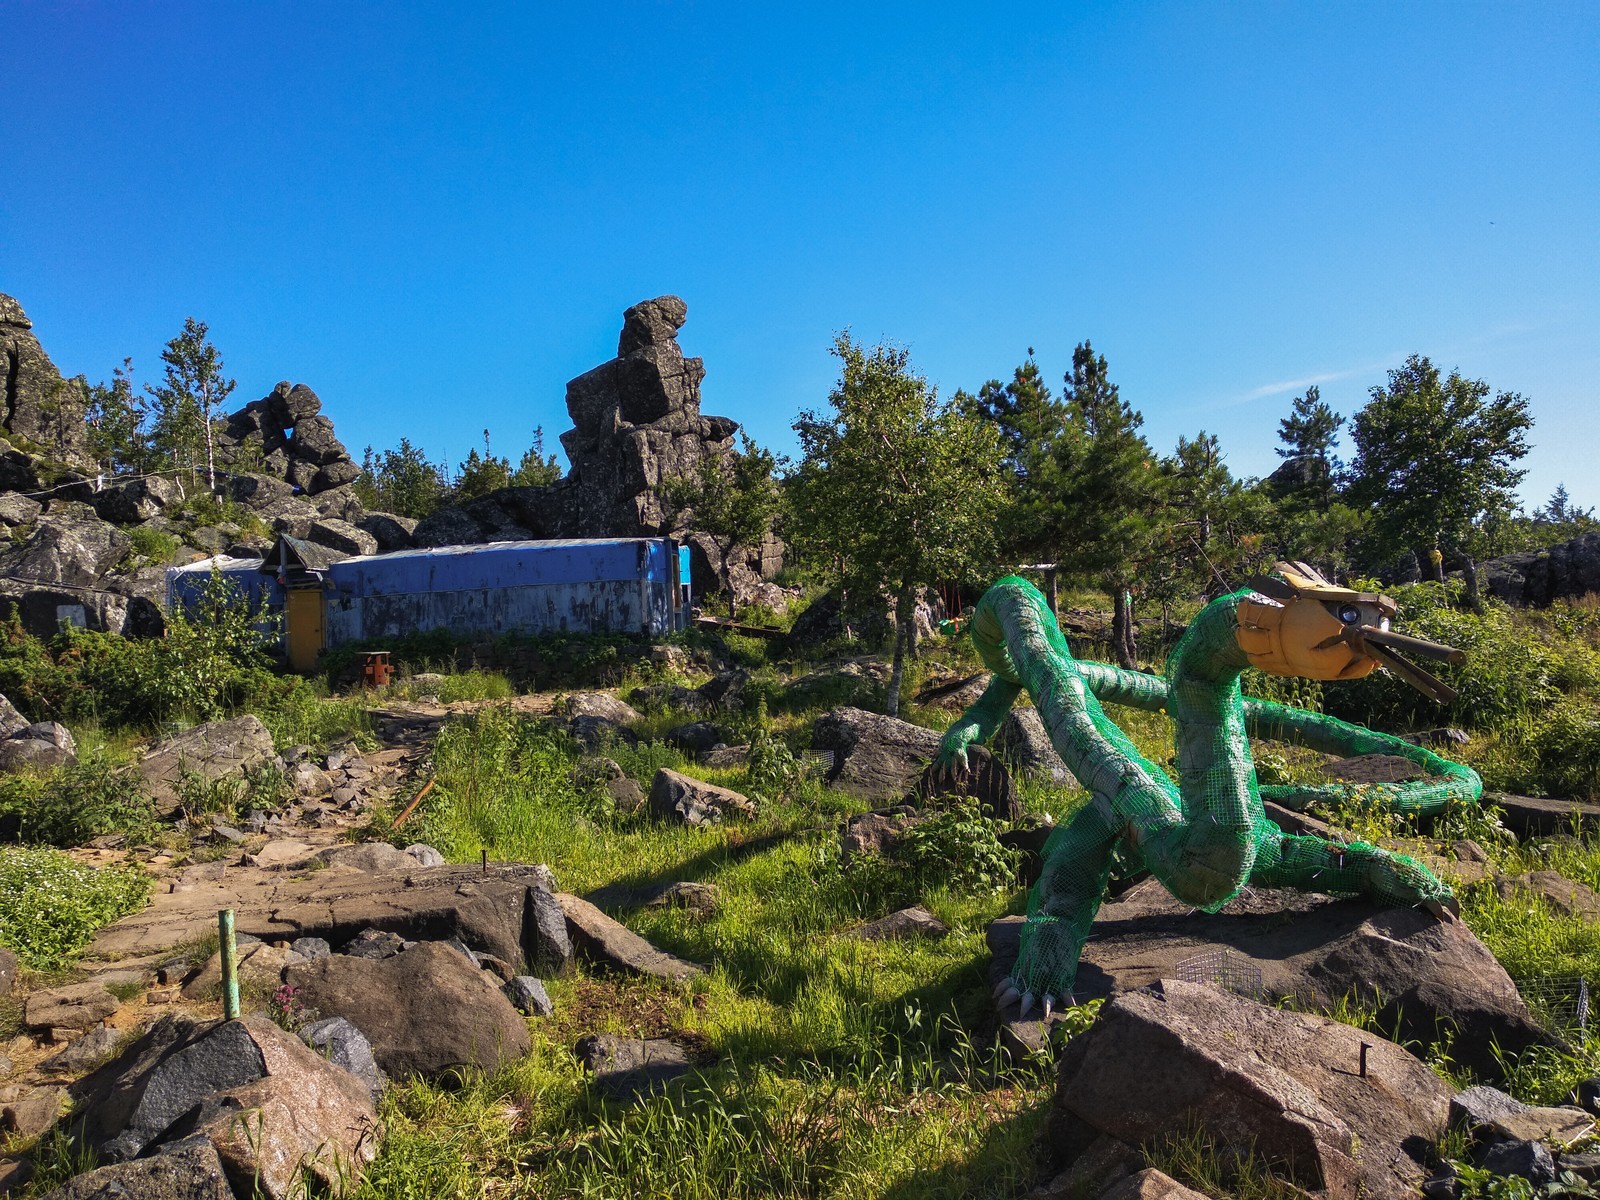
<box><xmin>1248</xmin><ymin>830</ymin><xmax>1457</xmax><ymax>914</ymax></box>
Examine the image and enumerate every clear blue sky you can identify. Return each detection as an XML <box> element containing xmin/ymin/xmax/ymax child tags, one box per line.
<box><xmin>4</xmin><ymin>3</ymin><xmax>1597</xmax><ymax>508</ymax></box>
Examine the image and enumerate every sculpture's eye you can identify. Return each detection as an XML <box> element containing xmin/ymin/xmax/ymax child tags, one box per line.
<box><xmin>1337</xmin><ymin>604</ymin><xmax>1362</xmax><ymax>625</ymax></box>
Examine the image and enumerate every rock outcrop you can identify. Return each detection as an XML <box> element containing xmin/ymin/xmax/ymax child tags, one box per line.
<box><xmin>1041</xmin><ymin>979</ymin><xmax>1452</xmax><ymax>1200</ymax></box>
<box><xmin>989</xmin><ymin>878</ymin><xmax>1556</xmax><ymax>1082</ymax></box>
<box><xmin>1483</xmin><ymin>533</ymin><xmax>1600</xmax><ymax>607</ymax></box>
<box><xmin>0</xmin><ymin>295</ymin><xmax>88</xmax><ymax>463</ymax></box>
<box><xmin>410</xmin><ymin>297</ymin><xmax>780</xmax><ymax>602</ymax></box>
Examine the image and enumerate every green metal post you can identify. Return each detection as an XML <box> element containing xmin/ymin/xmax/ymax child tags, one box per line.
<box><xmin>218</xmin><ymin>908</ymin><xmax>240</xmax><ymax>1021</ymax></box>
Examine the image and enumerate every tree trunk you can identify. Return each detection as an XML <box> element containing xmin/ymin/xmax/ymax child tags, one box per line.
<box><xmin>885</xmin><ymin>587</ymin><xmax>912</xmax><ymax>718</ymax></box>
<box><xmin>1111</xmin><ymin>585</ymin><xmax>1137</xmax><ymax>669</ymax></box>
<box><xmin>1416</xmin><ymin>542</ymin><xmax>1446</xmax><ymax>584</ymax></box>
<box><xmin>1044</xmin><ymin>568</ymin><xmax>1058</xmax><ymax>619</ymax></box>
<box><xmin>203</xmin><ymin>411</ymin><xmax>216</xmax><ymax>495</ymax></box>
<box><xmin>719</xmin><ymin>558</ymin><xmax>736</xmax><ymax>618</ymax></box>
<box><xmin>1462</xmin><ymin>554</ymin><xmax>1483</xmax><ymax>613</ymax></box>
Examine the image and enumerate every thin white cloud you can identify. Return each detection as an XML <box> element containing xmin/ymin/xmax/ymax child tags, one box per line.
<box><xmin>1241</xmin><ymin>360</ymin><xmax>1388</xmax><ymax>402</ymax></box>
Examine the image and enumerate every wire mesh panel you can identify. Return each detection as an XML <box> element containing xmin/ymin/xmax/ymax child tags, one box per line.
<box><xmin>1517</xmin><ymin>977</ymin><xmax>1592</xmax><ymax>1035</ymax></box>
<box><xmin>1174</xmin><ymin>949</ymin><xmax>1265</xmax><ymax>1001</ymax></box>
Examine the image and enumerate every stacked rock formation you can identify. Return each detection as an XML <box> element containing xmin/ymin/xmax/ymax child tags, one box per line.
<box><xmin>414</xmin><ymin>296</ymin><xmax>737</xmax><ymax>545</ymax></box>
<box><xmin>413</xmin><ymin>296</ymin><xmax>782</xmax><ymax>601</ymax></box>
<box><xmin>216</xmin><ymin>381</ymin><xmax>361</xmax><ymax>496</ymax></box>
<box><xmin>0</xmin><ymin>294</ymin><xmax>89</xmax><ymax>468</ymax></box>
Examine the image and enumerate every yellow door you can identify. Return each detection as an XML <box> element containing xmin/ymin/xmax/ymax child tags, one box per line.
<box><xmin>285</xmin><ymin>588</ymin><xmax>325</xmax><ymax>673</ymax></box>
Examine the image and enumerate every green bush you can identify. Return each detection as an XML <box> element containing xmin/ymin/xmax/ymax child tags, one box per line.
<box><xmin>1325</xmin><ymin>583</ymin><xmax>1588</xmax><ymax>731</ymax></box>
<box><xmin>0</xmin><ymin>570</ymin><xmax>286</xmax><ymax>729</ymax></box>
<box><xmin>0</xmin><ymin>846</ymin><xmax>149</xmax><ymax>969</ymax></box>
<box><xmin>125</xmin><ymin>525</ymin><xmax>180</xmax><ymax>564</ymax></box>
<box><xmin>892</xmin><ymin>797</ymin><xmax>1019</xmax><ymax>895</ymax></box>
<box><xmin>0</xmin><ymin>750</ymin><xmax>156</xmax><ymax>847</ymax></box>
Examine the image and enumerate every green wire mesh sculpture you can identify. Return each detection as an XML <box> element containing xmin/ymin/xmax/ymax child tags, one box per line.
<box><xmin>935</xmin><ymin>562</ymin><xmax>1481</xmax><ymax>1019</ymax></box>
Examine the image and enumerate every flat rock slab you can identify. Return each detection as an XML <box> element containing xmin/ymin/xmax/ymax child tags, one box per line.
<box><xmin>1045</xmin><ymin>979</ymin><xmax>1452</xmax><ymax>1200</ymax></box>
<box><xmin>25</xmin><ymin>982</ymin><xmax>118</xmax><ymax>1032</ymax></box>
<box><xmin>38</xmin><ymin>1133</ymin><xmax>233</xmax><ymax>1199</ymax></box>
<box><xmin>556</xmin><ymin>893</ymin><xmax>704</xmax><ymax>981</ymax></box>
<box><xmin>989</xmin><ymin>879</ymin><xmax>1554</xmax><ymax>1082</ymax></box>
<box><xmin>851</xmin><ymin>906</ymin><xmax>949</xmax><ymax>941</ymax></box>
<box><xmin>1452</xmin><ymin>1085</ymin><xmax>1596</xmax><ymax>1147</ymax></box>
<box><xmin>1491</xmin><ymin>792</ymin><xmax>1600</xmax><ymax>837</ymax></box>
<box><xmin>574</xmin><ymin>1034</ymin><xmax>692</xmax><ymax>1100</ymax></box>
<box><xmin>286</xmin><ymin>941</ymin><xmax>530</xmax><ymax>1080</ymax></box>
<box><xmin>89</xmin><ymin>863</ymin><xmax>563</xmax><ymax>972</ymax></box>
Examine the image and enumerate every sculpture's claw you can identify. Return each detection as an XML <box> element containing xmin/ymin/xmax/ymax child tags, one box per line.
<box><xmin>1042</xmin><ymin>994</ymin><xmax>1055</xmax><ymax>1022</ymax></box>
<box><xmin>992</xmin><ymin>977</ymin><xmax>1013</xmax><ymax>1001</ymax></box>
<box><xmin>997</xmin><ymin>984</ymin><xmax>1020</xmax><ymax>1009</ymax></box>
<box><xmin>1422</xmin><ymin>897</ymin><xmax>1460</xmax><ymax>924</ymax></box>
<box><xmin>1019</xmin><ymin>991</ymin><xmax>1036</xmax><ymax>1019</ymax></box>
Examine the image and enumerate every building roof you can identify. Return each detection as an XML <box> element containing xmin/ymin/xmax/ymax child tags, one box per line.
<box><xmin>262</xmin><ymin>536</ymin><xmax>348</xmax><ymax>575</ymax></box>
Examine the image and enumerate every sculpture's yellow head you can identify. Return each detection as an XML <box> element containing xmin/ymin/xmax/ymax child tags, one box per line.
<box><xmin>1236</xmin><ymin>561</ymin><xmax>1465</xmax><ymax>703</ymax></box>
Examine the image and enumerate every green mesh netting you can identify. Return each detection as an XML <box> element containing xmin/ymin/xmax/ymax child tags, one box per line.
<box><xmin>938</xmin><ymin>576</ymin><xmax>1477</xmax><ymax>1000</ymax></box>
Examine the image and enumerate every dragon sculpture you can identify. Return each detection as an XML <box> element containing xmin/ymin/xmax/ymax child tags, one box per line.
<box><xmin>934</xmin><ymin>561</ymin><xmax>1482</xmax><ymax>1019</ymax></box>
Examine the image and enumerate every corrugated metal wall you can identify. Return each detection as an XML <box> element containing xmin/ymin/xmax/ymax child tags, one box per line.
<box><xmin>323</xmin><ymin>537</ymin><xmax>678</xmax><ymax>644</ymax></box>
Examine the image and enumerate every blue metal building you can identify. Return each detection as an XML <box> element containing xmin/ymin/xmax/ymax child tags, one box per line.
<box><xmin>170</xmin><ymin>536</ymin><xmax>689</xmax><ymax>671</ymax></box>
<box><xmin>322</xmin><ymin>537</ymin><xmax>686</xmax><ymax>645</ymax></box>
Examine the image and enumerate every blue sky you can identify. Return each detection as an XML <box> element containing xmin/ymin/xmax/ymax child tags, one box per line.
<box><xmin>4</xmin><ymin>3</ymin><xmax>1597</xmax><ymax>508</ymax></box>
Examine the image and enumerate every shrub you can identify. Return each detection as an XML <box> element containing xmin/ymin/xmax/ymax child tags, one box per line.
<box><xmin>0</xmin><ymin>571</ymin><xmax>286</xmax><ymax>729</ymax></box>
<box><xmin>0</xmin><ymin>750</ymin><xmax>157</xmax><ymax>847</ymax></box>
<box><xmin>0</xmin><ymin>846</ymin><xmax>149</xmax><ymax>969</ymax></box>
<box><xmin>1325</xmin><ymin>584</ymin><xmax>1580</xmax><ymax>731</ymax></box>
<box><xmin>892</xmin><ymin>797</ymin><xmax>1019</xmax><ymax>895</ymax></box>
<box><xmin>125</xmin><ymin>525</ymin><xmax>180</xmax><ymax>564</ymax></box>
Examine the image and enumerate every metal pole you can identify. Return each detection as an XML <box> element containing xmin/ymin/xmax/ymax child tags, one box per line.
<box><xmin>218</xmin><ymin>908</ymin><xmax>240</xmax><ymax>1021</ymax></box>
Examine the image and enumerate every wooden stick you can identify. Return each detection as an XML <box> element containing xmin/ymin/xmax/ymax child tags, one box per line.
<box><xmin>389</xmin><ymin>778</ymin><xmax>436</xmax><ymax>830</ymax></box>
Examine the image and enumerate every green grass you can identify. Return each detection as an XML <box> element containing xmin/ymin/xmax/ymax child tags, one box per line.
<box><xmin>346</xmin><ymin>702</ymin><xmax>1060</xmax><ymax>1198</ymax></box>
<box><xmin>0</xmin><ymin>846</ymin><xmax>149</xmax><ymax>969</ymax></box>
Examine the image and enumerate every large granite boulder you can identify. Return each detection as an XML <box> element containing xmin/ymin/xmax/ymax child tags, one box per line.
<box><xmin>357</xmin><ymin>511</ymin><xmax>417</xmax><ymax>552</ymax></box>
<box><xmin>0</xmin><ymin>503</ymin><xmax>130</xmax><ymax>588</ymax></box>
<box><xmin>285</xmin><ymin>941</ymin><xmax>531</xmax><ymax>1079</ymax></box>
<box><xmin>990</xmin><ymin>878</ymin><xmax>1555</xmax><ymax>1082</ymax></box>
<box><xmin>69</xmin><ymin>1015</ymin><xmax>378</xmax><ymax>1198</ymax></box>
<box><xmin>138</xmin><ymin>715</ymin><xmax>277</xmax><ymax>816</ymax></box>
<box><xmin>0</xmin><ymin>719</ymin><xmax>78</xmax><ymax>771</ymax></box>
<box><xmin>1042</xmin><ymin>979</ymin><xmax>1451</xmax><ymax>1200</ymax></box>
<box><xmin>811</xmin><ymin>706</ymin><xmax>943</xmax><ymax>801</ymax></box>
<box><xmin>308</xmin><ymin>518</ymin><xmax>378</xmax><ymax>557</ymax></box>
<box><xmin>92</xmin><ymin>475</ymin><xmax>183</xmax><ymax>525</ymax></box>
<box><xmin>994</xmin><ymin>705</ymin><xmax>1078</xmax><ymax>787</ymax></box>
<box><xmin>1483</xmin><ymin>533</ymin><xmax>1600</xmax><ymax>607</ymax></box>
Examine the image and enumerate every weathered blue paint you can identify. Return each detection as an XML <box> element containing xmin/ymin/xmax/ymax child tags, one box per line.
<box><xmin>165</xmin><ymin>555</ymin><xmax>285</xmax><ymax>614</ymax></box>
<box><xmin>323</xmin><ymin>537</ymin><xmax>683</xmax><ymax>644</ymax></box>
<box><xmin>167</xmin><ymin>538</ymin><xmax>687</xmax><ymax>659</ymax></box>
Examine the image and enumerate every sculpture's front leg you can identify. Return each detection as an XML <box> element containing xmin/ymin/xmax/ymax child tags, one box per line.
<box><xmin>933</xmin><ymin>677</ymin><xmax>1020</xmax><ymax>780</ymax></box>
<box><xmin>999</xmin><ymin>800</ymin><xmax>1120</xmax><ymax>1015</ymax></box>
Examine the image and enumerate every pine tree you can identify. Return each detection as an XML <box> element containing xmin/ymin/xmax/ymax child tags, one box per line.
<box><xmin>1347</xmin><ymin>355</ymin><xmax>1532</xmax><ymax>605</ymax></box>
<box><xmin>1273</xmin><ymin>385</ymin><xmax>1345</xmax><ymax>507</ymax></box>
<box><xmin>1021</xmin><ymin>341</ymin><xmax>1164</xmax><ymax>667</ymax></box>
